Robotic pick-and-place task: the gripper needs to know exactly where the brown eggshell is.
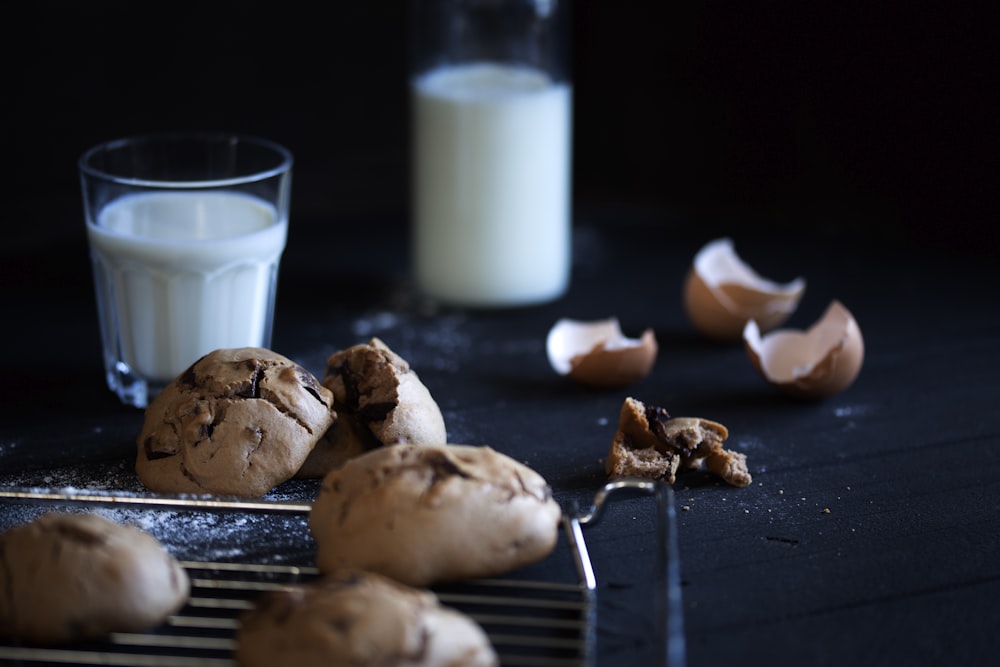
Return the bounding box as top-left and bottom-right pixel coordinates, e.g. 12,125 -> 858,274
683,238 -> 806,341
546,318 -> 658,389
743,300 -> 864,400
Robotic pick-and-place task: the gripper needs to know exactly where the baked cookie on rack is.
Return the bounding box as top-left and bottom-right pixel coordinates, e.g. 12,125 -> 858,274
308,443 -> 562,587
136,347 -> 336,497
296,337 -> 446,478
0,511 -> 189,643
236,569 -> 497,667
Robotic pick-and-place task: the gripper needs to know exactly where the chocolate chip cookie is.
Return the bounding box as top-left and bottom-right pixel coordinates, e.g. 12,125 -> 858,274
136,347 -> 336,497
296,338 -> 446,478
236,569 -> 497,667
0,512 -> 189,643
308,443 -> 562,587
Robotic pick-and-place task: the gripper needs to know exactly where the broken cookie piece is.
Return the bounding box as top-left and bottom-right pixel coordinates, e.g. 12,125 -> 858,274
297,337 -> 447,478
136,347 -> 336,497
605,396 -> 752,487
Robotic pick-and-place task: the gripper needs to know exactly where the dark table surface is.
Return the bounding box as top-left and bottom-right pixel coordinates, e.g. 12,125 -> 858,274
2,210 -> 998,667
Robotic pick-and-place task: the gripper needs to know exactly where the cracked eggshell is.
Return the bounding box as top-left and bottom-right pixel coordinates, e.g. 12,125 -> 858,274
546,317 -> 657,389
683,237 -> 806,341
743,300 -> 864,400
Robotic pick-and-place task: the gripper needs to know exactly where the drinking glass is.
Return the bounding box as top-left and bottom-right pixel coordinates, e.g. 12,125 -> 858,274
79,133 -> 293,408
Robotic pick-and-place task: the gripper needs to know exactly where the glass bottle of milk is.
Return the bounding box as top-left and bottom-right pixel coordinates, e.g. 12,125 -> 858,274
410,0 -> 572,307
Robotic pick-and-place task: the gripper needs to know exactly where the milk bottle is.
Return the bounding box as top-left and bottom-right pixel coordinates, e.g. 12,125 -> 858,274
413,63 -> 571,306
410,0 -> 572,307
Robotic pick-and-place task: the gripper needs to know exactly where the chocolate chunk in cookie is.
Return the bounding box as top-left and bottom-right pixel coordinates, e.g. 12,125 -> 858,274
136,347 -> 336,497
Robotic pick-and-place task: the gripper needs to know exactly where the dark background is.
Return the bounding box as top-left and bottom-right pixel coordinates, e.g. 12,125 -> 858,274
6,1 -> 997,256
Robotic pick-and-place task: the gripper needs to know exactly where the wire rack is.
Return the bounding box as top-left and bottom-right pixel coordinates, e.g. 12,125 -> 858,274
0,479 -> 684,667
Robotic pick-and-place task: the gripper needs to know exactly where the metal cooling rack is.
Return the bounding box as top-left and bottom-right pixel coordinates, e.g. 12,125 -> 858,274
0,479 -> 684,667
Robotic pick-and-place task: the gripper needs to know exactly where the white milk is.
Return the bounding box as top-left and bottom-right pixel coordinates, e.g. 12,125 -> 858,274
412,62 -> 572,307
87,191 -> 287,383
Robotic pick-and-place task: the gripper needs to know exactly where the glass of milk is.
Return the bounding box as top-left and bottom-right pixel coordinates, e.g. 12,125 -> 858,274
79,134 -> 292,408
410,0 -> 572,307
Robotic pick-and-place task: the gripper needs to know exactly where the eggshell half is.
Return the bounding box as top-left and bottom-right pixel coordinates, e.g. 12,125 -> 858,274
743,300 -> 864,400
683,238 -> 806,341
546,317 -> 658,389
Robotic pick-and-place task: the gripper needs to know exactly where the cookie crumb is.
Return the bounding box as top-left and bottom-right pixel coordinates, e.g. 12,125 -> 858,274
681,505 -> 691,512
821,508 -> 831,514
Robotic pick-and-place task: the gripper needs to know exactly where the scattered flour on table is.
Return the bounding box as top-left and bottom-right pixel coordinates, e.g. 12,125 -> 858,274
0,460 -> 318,565
351,310 -> 474,373
350,308 -> 544,373
0,458 -> 141,492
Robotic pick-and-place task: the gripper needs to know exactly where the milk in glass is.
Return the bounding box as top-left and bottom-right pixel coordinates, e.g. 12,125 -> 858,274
412,62 -> 572,307
87,191 -> 287,385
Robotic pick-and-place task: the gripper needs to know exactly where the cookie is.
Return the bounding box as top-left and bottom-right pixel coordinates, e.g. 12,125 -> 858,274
296,337 -> 446,478
606,396 -> 752,487
0,512 -> 190,643
235,569 -> 498,667
136,347 -> 336,497
308,443 -> 562,587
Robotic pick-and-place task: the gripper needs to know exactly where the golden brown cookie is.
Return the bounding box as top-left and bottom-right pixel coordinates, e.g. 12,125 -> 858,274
296,337 -> 446,478
136,347 -> 336,497
0,512 -> 190,643
235,569 -> 498,667
308,443 -> 562,587
606,396 -> 752,487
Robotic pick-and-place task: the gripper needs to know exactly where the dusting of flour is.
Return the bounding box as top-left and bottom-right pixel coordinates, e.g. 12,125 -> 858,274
0,460 -> 318,565
352,309 -> 474,373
